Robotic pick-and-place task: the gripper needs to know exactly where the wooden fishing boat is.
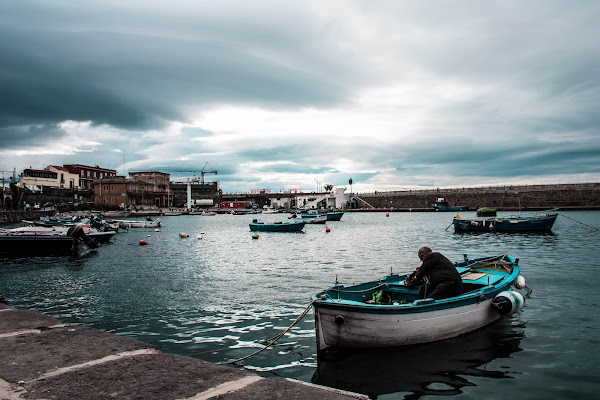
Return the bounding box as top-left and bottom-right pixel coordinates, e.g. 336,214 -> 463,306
249,219 -> 306,232
453,213 -> 557,233
312,254 -> 526,353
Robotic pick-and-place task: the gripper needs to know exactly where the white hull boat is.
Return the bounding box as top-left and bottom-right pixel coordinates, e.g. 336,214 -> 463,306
115,219 -> 162,228
312,254 -> 526,353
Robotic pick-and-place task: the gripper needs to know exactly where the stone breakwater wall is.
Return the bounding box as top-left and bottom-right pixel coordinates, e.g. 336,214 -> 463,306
354,183 -> 600,210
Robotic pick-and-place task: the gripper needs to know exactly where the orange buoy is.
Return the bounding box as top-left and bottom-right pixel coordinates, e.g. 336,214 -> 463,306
325,226 -> 330,233
139,240 -> 148,246
252,233 -> 259,239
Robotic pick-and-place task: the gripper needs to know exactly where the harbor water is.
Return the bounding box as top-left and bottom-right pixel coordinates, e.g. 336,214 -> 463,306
1,211 -> 600,399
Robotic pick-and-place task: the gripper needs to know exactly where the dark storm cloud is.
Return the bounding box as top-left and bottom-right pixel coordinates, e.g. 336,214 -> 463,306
0,2 -> 367,135
0,124 -> 66,148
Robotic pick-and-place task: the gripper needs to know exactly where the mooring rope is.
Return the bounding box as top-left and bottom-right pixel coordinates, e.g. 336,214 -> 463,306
222,300 -> 316,365
557,212 -> 600,231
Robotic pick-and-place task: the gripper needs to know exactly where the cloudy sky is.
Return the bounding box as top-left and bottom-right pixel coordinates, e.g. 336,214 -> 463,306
1,1 -> 599,193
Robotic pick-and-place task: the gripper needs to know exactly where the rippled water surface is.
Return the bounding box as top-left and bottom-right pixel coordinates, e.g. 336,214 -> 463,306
2,211 -> 600,399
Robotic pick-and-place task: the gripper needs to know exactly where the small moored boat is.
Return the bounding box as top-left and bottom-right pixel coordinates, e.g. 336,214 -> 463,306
312,254 -> 526,353
306,215 -> 328,224
114,218 -> 162,228
8,225 -> 115,243
325,211 -> 344,221
431,198 -> 469,212
0,225 -> 99,258
453,213 -> 557,233
249,219 -> 306,232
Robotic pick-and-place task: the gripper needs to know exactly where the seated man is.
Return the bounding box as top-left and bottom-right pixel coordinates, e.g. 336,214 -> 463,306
405,246 -> 463,300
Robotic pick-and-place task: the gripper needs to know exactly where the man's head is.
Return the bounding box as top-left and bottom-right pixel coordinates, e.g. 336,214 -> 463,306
418,246 -> 432,261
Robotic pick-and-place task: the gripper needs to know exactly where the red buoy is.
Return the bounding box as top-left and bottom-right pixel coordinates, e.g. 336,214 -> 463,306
139,240 -> 148,246
325,226 -> 331,233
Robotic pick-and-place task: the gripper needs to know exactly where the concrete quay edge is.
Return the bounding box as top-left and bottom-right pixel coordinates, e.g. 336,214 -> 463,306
0,303 -> 367,400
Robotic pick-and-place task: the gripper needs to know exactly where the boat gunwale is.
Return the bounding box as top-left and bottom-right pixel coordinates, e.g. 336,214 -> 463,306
312,255 -> 518,314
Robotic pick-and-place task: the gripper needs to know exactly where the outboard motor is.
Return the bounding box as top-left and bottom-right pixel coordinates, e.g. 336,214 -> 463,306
67,225 -> 99,249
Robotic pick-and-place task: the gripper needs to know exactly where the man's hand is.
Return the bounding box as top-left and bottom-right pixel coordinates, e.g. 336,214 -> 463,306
405,272 -> 417,287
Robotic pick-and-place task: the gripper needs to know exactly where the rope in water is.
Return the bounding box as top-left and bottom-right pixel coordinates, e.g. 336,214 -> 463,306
222,299 -> 316,365
557,212 -> 600,231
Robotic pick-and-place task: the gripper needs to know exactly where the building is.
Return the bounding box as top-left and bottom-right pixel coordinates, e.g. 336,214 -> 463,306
94,176 -> 129,208
170,181 -> 219,207
20,166 -> 79,191
128,172 -> 171,208
269,188 -> 348,210
251,189 -> 271,194
94,171 -> 172,209
63,164 -> 117,190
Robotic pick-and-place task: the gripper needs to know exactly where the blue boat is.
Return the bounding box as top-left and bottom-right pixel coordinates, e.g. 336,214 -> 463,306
312,254 -> 526,353
249,219 -> 306,232
431,198 -> 469,211
453,213 -> 558,233
325,211 -> 344,221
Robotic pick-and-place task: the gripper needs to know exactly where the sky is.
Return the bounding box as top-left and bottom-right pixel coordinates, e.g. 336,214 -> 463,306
1,1 -> 599,193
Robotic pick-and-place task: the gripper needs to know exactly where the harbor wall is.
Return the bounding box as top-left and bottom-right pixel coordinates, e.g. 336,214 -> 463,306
352,183 -> 600,210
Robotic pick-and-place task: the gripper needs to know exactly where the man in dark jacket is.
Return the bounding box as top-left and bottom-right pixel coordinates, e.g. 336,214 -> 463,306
405,246 -> 463,300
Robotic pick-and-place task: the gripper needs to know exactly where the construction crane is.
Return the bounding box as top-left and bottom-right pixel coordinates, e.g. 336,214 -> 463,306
168,163 -> 217,210
200,162 -> 217,195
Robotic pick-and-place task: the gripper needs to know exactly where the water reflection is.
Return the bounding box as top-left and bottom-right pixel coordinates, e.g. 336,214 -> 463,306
312,319 -> 524,399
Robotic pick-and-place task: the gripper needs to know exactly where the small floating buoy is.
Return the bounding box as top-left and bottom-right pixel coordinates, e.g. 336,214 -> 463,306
139,240 -> 148,246
147,234 -> 151,237
514,275 -> 526,290
386,211 -> 390,217
492,291 -> 525,315
325,226 -> 330,233
179,232 -> 189,238
252,233 -> 259,239
154,229 -> 160,232
455,213 -> 461,219
197,235 -> 203,240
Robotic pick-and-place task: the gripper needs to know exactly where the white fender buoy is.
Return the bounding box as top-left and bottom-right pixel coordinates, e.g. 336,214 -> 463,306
197,235 -> 203,240
154,229 -> 160,232
492,291 -> 525,315
179,232 -> 189,238
514,275 -> 526,290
